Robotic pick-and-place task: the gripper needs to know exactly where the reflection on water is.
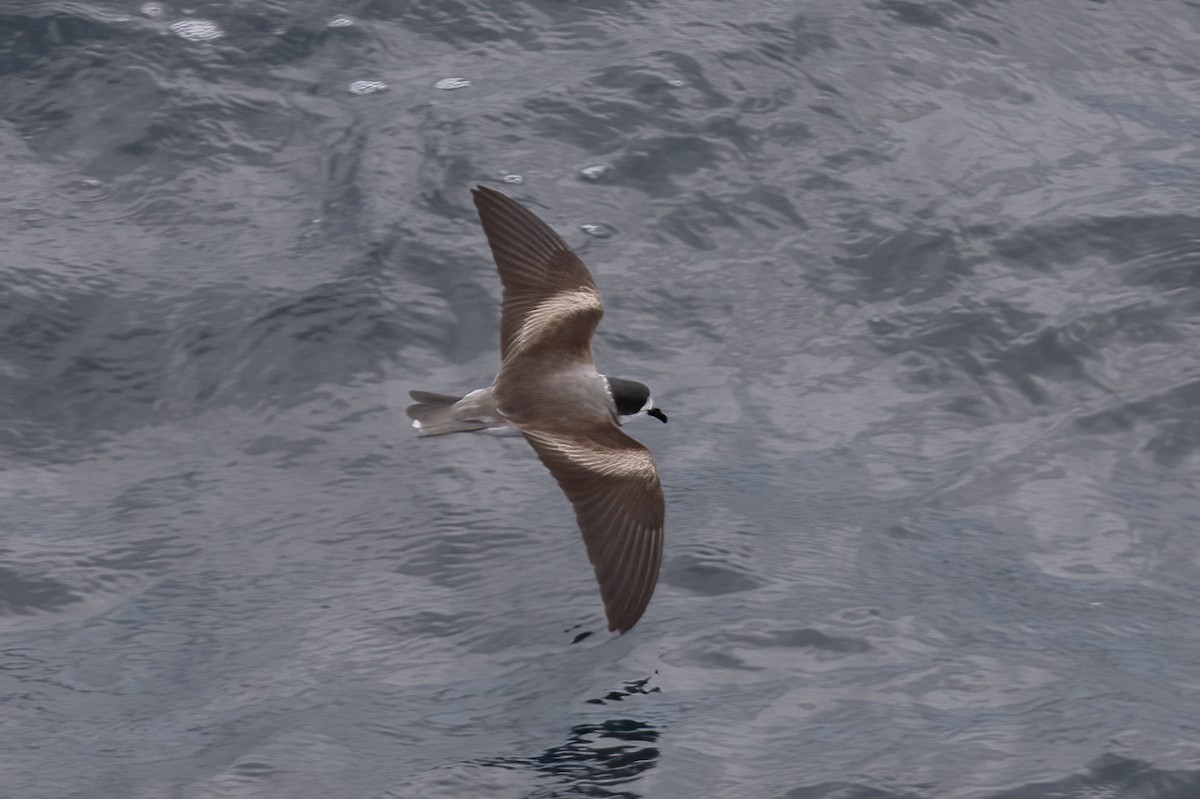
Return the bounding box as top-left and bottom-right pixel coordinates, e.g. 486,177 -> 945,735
488,719 -> 660,799
585,675 -> 662,706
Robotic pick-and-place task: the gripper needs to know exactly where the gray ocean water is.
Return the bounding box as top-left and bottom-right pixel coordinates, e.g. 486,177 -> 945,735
3,1 -> 1200,797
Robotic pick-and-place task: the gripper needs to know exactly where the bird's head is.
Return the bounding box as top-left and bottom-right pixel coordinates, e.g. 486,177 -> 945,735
607,377 -> 668,423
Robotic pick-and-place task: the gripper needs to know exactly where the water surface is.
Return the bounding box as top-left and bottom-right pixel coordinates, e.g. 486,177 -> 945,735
3,1 -> 1200,797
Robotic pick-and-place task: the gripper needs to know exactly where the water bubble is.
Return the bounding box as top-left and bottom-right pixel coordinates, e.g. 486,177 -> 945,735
169,18 -> 223,41
434,77 -> 471,90
502,174 -> 524,185
667,79 -> 686,87
580,164 -> 611,181
867,316 -> 897,334
140,2 -> 165,17
64,177 -> 112,203
580,223 -> 616,239
327,15 -> 355,27
348,80 -> 388,95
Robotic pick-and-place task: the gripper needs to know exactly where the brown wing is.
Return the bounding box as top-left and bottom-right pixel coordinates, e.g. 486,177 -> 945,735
520,422 -> 665,633
471,186 -> 604,365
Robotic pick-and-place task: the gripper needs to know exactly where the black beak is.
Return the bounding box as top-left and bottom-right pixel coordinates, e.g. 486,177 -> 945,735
647,408 -> 668,423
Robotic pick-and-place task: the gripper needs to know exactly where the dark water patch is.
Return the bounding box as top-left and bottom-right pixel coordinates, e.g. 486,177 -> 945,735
388,236 -> 501,365
740,185 -> 806,229
611,135 -> 724,196
359,0 -> 657,48
654,191 -> 755,249
664,554 -> 761,596
109,472 -> 210,514
867,294 -> 1184,421
485,718 -> 660,798
593,65 -> 690,109
585,675 -> 661,705
227,242 -> 457,403
0,9 -> 136,75
739,87 -> 798,115
190,11 -> 368,68
1074,378 -> 1200,467
525,94 -> 656,154
0,258 -> 421,457
725,15 -> 839,70
654,51 -> 739,109
250,277 -> 398,349
241,435 -> 326,464
958,26 -> 1001,46
869,300 -> 1037,412
524,53 -> 735,158
0,4 -> 362,75
305,403 -> 390,433
0,274 -> 170,458
782,783 -> 924,799
671,626 -> 873,673
985,754 -> 1200,799
0,276 -> 348,458
869,300 -> 1036,357
79,535 -> 186,573
0,8 -> 322,192
0,567 -> 83,615
390,520 -> 532,589
877,0 -> 957,29
314,125 -> 372,236
977,324 -> 1099,405
814,223 -> 971,303
729,626 -> 871,655
990,215 -> 1200,286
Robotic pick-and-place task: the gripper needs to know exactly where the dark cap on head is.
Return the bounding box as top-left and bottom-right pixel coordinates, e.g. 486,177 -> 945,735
607,377 -> 668,422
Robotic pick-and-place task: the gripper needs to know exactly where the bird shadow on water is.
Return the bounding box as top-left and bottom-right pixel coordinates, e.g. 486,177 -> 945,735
482,717 -> 660,799
465,671 -> 664,797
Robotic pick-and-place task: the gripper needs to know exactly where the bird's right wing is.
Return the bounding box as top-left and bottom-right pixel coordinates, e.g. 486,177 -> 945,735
518,420 -> 665,633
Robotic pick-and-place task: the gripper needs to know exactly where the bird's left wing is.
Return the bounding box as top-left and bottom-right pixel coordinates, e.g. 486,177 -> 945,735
471,186 -> 604,366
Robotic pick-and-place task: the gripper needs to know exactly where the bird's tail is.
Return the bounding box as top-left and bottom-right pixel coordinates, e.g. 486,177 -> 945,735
405,390 -> 496,437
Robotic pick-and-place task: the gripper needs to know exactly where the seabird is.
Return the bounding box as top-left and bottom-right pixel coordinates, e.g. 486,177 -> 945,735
406,186 -> 668,633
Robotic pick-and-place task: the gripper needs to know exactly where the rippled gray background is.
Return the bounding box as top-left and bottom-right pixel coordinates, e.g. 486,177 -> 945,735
3,1 -> 1200,797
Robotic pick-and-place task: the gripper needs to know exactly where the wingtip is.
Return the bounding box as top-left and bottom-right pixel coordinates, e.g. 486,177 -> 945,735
471,184 -> 502,211
605,607 -> 645,634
